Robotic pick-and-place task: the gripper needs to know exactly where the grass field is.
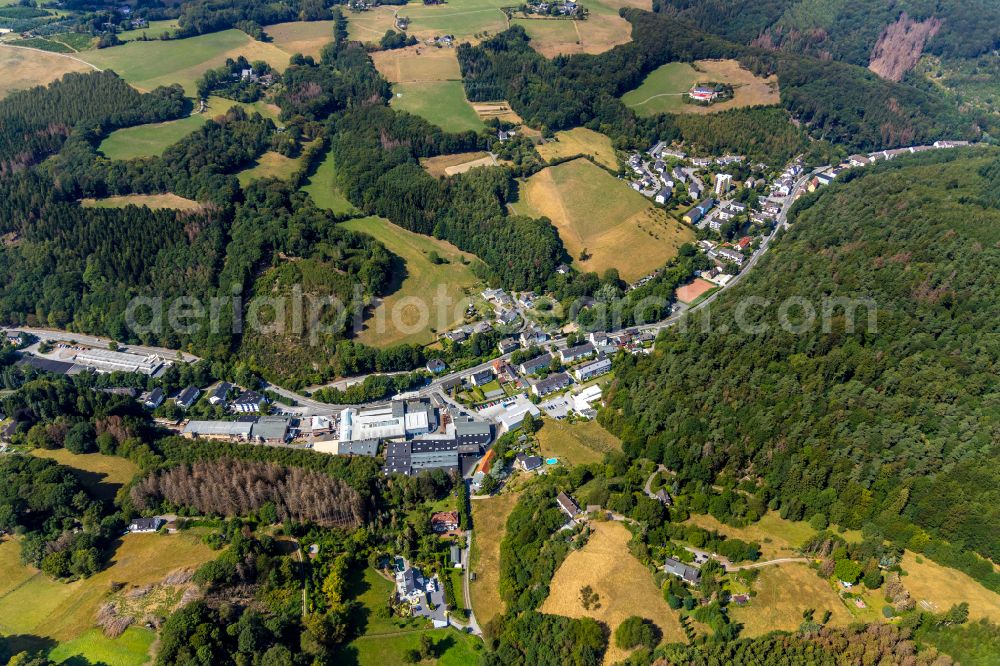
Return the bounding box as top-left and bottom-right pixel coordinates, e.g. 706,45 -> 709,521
48,628 -> 156,666
98,96 -> 279,160
901,551 -> 1000,622
622,59 -> 780,116
421,151 -> 495,177
536,127 -> 618,170
30,448 -> 139,503
469,491 -> 522,627
512,0 -> 648,58
540,521 -> 685,664
237,150 -> 302,185
264,20 -> 336,59
536,418 -> 621,467
510,158 -> 694,281
685,511 -> 864,560
0,531 -> 214,664
391,0 -> 510,42
392,80 -> 485,133
302,149 -> 359,215
345,7 -> 399,45
0,45 -> 93,99
80,30 -> 292,95
116,20 -> 180,43
373,44 -> 462,83
80,193 -> 203,211
340,216 -> 481,347
728,563 -> 854,637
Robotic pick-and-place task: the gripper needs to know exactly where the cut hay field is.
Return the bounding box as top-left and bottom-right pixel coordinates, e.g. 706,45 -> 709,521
80,29 -> 292,95
513,0 -> 649,58
302,149 -> 359,216
469,490 -> 522,627
901,551 -> 1000,622
30,448 -> 139,503
471,100 -> 522,124
392,80 -> 485,133
421,151 -> 496,177
0,531 -> 214,665
264,20 -> 336,59
510,158 -> 694,281
536,418 -> 621,467
540,521 -> 685,664
622,59 -> 780,116
536,127 -> 618,170
80,193 -> 203,211
394,0 -> 510,41
345,7 -> 399,45
728,563 -> 854,637
340,216 -> 481,347
99,96 -> 280,160
685,511 -> 862,561
0,45 -> 94,99
372,44 -> 461,83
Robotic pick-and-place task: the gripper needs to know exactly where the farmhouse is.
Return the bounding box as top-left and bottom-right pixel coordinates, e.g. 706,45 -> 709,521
689,85 -> 719,102
663,556 -> 701,584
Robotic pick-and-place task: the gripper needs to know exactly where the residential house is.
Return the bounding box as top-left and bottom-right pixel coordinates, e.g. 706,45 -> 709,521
208,382 -> 232,405
498,338 -> 519,354
174,385 -> 200,410
715,173 -> 732,195
519,328 -> 548,347
531,372 -> 572,397
140,387 -> 164,409
672,166 -> 687,183
431,511 -> 460,533
470,368 -> 494,386
515,454 -> 543,472
559,342 -> 595,364
653,488 -> 673,506
232,390 -> 267,413
574,358 -> 611,382
426,358 -> 447,374
848,154 -> 873,168
518,352 -> 554,376
717,247 -> 745,265
688,181 -> 703,200
395,564 -> 426,603
556,264 -> 571,275
556,491 -> 581,518
443,329 -> 468,344
663,557 -> 701,584
128,517 -> 164,533
655,187 -> 672,204
496,308 -> 518,325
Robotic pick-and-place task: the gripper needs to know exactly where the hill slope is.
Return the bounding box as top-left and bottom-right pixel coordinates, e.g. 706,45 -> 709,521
602,148 -> 1000,565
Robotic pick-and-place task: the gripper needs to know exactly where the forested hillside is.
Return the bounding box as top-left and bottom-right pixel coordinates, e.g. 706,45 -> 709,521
601,149 -> 1000,571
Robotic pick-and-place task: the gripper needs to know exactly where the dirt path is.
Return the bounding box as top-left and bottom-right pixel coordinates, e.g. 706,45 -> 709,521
725,557 -> 810,572
630,92 -> 687,107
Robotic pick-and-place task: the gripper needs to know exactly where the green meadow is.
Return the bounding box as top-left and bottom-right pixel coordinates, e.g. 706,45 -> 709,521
620,61 -> 700,115
391,81 -> 485,133
303,149 -> 359,216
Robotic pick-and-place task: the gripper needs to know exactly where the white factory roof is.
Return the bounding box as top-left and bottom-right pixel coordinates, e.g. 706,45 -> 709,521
184,420 -> 253,437
74,348 -> 163,375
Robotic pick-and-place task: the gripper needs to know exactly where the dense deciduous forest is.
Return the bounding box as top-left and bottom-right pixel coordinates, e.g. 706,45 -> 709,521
601,149 -> 1000,574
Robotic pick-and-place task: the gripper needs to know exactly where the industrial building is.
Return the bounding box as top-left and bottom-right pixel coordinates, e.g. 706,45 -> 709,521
74,348 -> 164,375
339,400 -> 436,443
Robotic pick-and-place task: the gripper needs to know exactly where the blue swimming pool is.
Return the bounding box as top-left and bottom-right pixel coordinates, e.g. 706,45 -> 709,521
545,458 -> 559,465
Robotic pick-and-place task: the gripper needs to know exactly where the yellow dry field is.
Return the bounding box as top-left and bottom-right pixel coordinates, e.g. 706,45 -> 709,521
729,563 -> 854,637
79,193 -> 203,211
683,59 -> 779,114
372,44 -> 462,83
540,521 -> 686,664
0,532 -> 214,642
513,158 -> 694,281
536,127 -> 618,170
471,101 -> 522,123
901,551 -> 1000,622
536,418 -> 622,467
264,20 -> 337,58
346,7 -> 400,45
421,151 -> 492,177
685,511 -> 862,560
515,0 -> 650,58
0,45 -> 93,99
30,448 -> 139,503
469,491 -> 522,627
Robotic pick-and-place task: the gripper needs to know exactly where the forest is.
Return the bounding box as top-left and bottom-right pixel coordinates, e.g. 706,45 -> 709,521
600,149 -> 1000,575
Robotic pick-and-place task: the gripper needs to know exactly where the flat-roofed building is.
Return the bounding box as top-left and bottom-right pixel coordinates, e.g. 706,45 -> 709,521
74,348 -> 163,375
184,420 -> 254,440
340,400 -> 435,443
314,439 -> 379,456
250,416 -> 291,444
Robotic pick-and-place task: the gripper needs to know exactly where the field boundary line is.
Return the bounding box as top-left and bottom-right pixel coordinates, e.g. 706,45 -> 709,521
0,43 -> 102,71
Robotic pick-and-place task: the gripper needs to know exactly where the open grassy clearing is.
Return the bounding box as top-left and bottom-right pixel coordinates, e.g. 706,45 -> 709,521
536,127 -> 618,170
345,7 -> 399,45
469,490 -> 521,627
79,193 -> 203,211
98,96 -> 279,160
540,520 -> 685,665
622,59 -> 780,116
48,628 -> 156,666
302,149 -> 359,215
30,448 -> 139,503
79,29 -> 292,95
421,151 -> 496,177
510,158 -> 693,281
684,511 -> 862,561
264,20 -> 336,59
237,150 -> 303,185
394,0 -> 510,42
392,80 -> 485,133
514,0 -> 648,58
340,216 -> 481,347
0,45 -> 93,99
0,531 -> 214,663
901,551 -> 1000,622
372,44 -> 462,83
728,563 -> 854,637
536,418 -> 621,467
